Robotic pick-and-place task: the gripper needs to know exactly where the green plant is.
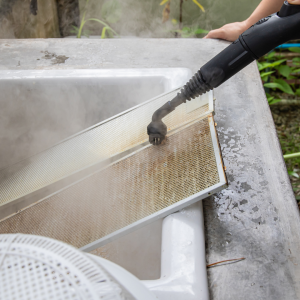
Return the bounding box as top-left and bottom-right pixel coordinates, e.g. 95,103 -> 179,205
272,104 -> 300,203
259,48 -> 300,192
284,152 -> 300,159
288,170 -> 299,179
265,93 -> 281,105
71,0 -> 120,38
170,24 -> 208,38
258,49 -> 300,103
160,0 -> 206,37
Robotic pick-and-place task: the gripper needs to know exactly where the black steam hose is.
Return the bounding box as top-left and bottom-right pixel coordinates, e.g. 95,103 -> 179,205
147,0 -> 300,145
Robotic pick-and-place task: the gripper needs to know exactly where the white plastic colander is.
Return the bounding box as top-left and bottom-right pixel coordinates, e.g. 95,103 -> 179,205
0,234 -> 156,300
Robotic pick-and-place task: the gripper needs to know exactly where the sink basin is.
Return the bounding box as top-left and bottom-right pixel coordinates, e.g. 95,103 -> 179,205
0,67 -> 210,299
0,68 -> 191,169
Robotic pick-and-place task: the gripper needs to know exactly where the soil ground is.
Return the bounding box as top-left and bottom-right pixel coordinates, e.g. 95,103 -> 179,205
270,105 -> 300,209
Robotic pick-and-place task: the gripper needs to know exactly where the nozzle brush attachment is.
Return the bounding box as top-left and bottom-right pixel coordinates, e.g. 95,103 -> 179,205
148,71 -> 212,145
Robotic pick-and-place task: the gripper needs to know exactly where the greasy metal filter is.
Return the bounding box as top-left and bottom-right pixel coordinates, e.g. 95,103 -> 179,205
0,117 -> 221,249
0,87 -> 226,250
0,90 -> 210,208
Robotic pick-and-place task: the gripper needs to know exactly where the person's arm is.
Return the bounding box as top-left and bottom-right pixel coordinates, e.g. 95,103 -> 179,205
204,0 -> 299,42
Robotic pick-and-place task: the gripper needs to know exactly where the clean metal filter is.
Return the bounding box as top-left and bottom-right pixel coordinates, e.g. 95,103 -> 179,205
0,88 -> 227,251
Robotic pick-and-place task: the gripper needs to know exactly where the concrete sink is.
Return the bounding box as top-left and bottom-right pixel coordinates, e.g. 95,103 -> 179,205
0,67 -> 209,300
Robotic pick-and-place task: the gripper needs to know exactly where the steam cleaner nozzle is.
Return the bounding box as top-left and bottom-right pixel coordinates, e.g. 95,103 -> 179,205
147,73 -> 212,145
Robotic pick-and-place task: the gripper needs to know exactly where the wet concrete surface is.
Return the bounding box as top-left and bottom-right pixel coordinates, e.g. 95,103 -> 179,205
204,72 -> 300,298
0,38 -> 299,299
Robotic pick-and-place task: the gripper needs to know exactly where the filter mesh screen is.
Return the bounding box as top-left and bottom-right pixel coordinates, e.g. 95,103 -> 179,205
0,89 -> 209,207
0,117 -> 219,248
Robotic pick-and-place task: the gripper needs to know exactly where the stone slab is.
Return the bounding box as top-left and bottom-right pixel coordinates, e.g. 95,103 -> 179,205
0,38 -> 299,299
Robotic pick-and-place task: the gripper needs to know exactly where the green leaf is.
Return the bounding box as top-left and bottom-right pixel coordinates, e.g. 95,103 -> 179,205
257,62 -> 263,70
264,51 -> 275,60
194,28 -> 209,34
278,65 -> 292,78
265,92 -> 272,99
274,78 -> 294,94
288,47 -> 300,53
265,93 -> 281,105
77,10 -> 87,38
261,76 -> 268,82
160,0 -> 169,5
101,0 -> 122,23
70,25 -> 79,34
264,82 -> 283,90
292,68 -> 300,73
87,18 -> 118,36
286,75 -> 297,80
268,59 -> 287,68
292,57 -> 300,64
71,25 -> 79,32
192,0 -> 205,12
182,26 -> 191,33
296,88 -> 300,96
288,170 -> 299,178
260,71 -> 275,78
101,27 -> 107,39
176,26 -> 208,38
258,62 -> 270,71
178,27 -> 191,37
264,81 -> 294,95
258,59 -> 286,71
181,32 -> 192,38
269,98 -> 282,105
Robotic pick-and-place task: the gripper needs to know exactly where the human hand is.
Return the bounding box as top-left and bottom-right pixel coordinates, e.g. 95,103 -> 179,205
287,0 -> 300,4
203,21 -> 250,42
